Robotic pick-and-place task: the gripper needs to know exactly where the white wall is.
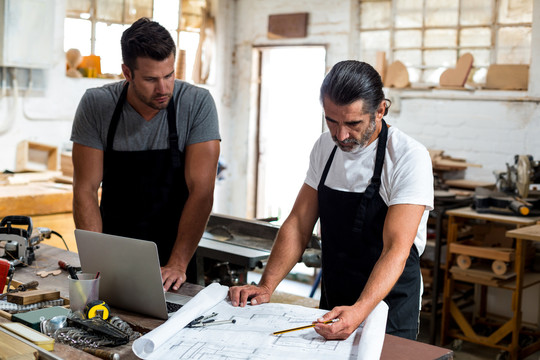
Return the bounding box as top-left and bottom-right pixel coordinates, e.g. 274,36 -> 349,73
0,0 -> 113,171
0,0 -> 539,220
214,0 -> 361,217
215,0 -> 540,217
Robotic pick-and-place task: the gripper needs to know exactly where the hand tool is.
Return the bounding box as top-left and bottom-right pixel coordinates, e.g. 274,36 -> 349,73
0,280 -> 39,300
190,319 -> 236,328
58,260 -> 81,280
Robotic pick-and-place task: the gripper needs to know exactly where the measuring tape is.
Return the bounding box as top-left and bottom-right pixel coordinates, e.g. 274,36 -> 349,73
85,300 -> 111,320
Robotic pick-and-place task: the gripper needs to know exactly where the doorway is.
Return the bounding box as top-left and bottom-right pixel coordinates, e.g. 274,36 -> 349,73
254,46 -> 326,224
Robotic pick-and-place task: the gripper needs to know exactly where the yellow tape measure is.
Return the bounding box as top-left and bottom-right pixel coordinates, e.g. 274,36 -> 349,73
85,300 -> 111,320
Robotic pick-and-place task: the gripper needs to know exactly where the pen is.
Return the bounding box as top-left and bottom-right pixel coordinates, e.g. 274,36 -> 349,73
272,318 -> 340,335
190,319 -> 236,327
186,315 -> 204,327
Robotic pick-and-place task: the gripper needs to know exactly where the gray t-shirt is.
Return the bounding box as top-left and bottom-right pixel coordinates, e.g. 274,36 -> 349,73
71,80 -> 220,151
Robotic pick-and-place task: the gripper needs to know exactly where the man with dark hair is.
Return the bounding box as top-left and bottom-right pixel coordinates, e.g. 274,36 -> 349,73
71,17 -> 220,292
229,60 -> 433,340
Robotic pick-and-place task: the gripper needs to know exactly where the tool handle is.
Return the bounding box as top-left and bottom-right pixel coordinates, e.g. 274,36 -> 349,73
58,260 -> 81,272
80,347 -> 119,360
17,280 -> 39,291
0,216 -> 33,237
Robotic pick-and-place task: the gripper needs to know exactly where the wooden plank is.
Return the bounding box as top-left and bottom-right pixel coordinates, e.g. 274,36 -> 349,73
448,242 -> 514,262
485,64 -> 529,90
0,182 -> 72,218
7,290 -> 60,305
444,179 -> 495,190
446,207 -> 540,226
0,329 -> 38,359
506,224 -> 540,242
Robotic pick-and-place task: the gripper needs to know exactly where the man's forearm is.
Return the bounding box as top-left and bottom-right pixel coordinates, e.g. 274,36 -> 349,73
73,190 -> 102,232
259,218 -> 311,293
166,191 -> 213,271
353,246 -> 410,321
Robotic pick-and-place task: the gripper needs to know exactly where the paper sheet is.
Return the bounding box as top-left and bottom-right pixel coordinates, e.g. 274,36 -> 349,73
132,282 -> 229,359
136,296 -> 389,360
357,300 -> 389,360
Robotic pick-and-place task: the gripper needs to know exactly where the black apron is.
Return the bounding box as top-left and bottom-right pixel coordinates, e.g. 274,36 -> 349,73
318,120 -> 420,338
100,83 -> 189,267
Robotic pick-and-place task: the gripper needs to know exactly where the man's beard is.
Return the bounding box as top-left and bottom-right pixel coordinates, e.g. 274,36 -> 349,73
132,83 -> 171,111
333,115 -> 377,152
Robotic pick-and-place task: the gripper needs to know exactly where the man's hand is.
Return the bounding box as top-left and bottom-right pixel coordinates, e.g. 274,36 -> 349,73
314,305 -> 365,340
161,265 -> 187,291
228,284 -> 272,307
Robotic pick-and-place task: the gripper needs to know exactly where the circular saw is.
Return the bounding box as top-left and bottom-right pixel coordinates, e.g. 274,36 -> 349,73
516,155 -> 531,198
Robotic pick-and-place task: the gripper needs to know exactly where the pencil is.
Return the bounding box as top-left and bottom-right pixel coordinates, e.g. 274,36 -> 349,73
272,318 -> 340,335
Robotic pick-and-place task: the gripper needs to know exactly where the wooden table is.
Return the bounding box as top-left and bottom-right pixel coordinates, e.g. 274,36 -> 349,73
2,244 -> 453,360
440,207 -> 540,360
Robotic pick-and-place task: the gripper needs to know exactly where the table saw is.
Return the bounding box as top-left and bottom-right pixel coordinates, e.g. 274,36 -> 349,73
195,213 -> 321,286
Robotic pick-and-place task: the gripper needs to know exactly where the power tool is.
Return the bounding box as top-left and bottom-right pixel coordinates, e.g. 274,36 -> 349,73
0,216 -> 51,267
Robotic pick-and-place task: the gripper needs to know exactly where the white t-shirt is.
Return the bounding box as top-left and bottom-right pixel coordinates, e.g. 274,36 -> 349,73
305,125 -> 434,255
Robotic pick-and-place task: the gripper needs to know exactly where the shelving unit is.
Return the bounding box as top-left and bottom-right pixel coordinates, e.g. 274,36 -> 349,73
440,207 -> 540,360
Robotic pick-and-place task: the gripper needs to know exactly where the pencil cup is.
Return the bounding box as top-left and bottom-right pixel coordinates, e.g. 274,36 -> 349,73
68,273 -> 100,313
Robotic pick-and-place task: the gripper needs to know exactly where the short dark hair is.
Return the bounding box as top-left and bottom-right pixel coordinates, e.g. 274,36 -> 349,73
121,17 -> 176,72
320,60 -> 389,115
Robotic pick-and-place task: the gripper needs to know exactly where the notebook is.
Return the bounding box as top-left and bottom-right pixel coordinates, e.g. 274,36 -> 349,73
74,229 -> 191,320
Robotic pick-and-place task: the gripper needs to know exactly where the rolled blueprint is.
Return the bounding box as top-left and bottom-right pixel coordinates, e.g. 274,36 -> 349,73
132,282 -> 229,359
357,300 -> 389,360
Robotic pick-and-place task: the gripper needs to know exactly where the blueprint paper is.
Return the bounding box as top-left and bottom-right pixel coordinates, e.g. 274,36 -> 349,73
143,299 -> 388,360
132,282 -> 229,358
357,301 -> 389,360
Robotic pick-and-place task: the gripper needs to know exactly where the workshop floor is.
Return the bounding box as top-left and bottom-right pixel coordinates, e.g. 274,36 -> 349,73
248,269 -> 540,360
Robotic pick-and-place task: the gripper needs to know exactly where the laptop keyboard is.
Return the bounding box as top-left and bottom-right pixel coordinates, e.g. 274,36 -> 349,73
166,301 -> 183,313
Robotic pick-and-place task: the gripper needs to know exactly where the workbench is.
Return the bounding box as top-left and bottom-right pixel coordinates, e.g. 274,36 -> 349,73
440,207 -> 540,359
0,182 -> 76,251
2,244 -> 453,360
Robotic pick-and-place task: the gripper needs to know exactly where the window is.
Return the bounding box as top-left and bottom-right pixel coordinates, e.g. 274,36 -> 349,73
359,0 -> 532,86
64,0 -> 206,81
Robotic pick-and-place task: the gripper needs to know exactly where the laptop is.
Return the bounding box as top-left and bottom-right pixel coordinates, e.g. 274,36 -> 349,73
74,229 -> 191,320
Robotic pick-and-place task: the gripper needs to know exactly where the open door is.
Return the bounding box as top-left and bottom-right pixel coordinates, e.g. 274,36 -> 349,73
255,46 -> 326,224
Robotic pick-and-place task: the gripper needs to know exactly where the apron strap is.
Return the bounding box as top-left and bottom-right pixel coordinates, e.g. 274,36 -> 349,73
318,145 -> 338,190
353,119 -> 388,233
105,82 -> 182,169
106,83 -> 129,152
166,98 -> 182,169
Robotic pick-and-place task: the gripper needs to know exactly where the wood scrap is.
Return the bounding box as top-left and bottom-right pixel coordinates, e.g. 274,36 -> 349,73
444,179 -> 495,190
439,53 -> 473,88
385,60 -> 409,88
36,270 -> 62,278
429,149 -> 482,171
16,140 -> 58,172
375,51 -> 387,83
7,289 -> 60,305
485,64 -> 529,90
